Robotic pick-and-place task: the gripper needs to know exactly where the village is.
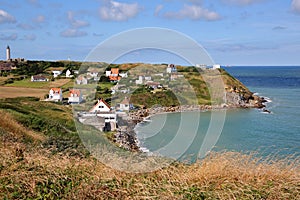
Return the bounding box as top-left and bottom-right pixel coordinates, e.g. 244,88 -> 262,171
0,45 -> 226,136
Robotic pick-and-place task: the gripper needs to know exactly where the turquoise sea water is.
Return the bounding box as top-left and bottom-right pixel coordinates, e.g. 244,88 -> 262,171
135,66 -> 300,161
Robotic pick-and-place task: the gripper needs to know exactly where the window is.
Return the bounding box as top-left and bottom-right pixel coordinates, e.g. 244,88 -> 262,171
99,106 -> 104,108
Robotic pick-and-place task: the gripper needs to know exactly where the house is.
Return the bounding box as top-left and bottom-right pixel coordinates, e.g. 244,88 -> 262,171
89,99 -> 116,123
109,68 -> 121,82
49,88 -> 62,101
119,97 -> 132,111
76,76 -> 88,85
52,70 -> 62,78
31,75 -> 48,82
146,81 -> 161,89
119,72 -> 128,78
135,75 -> 144,85
166,64 -> 177,73
90,99 -> 111,113
87,68 -> 99,78
68,89 -> 83,104
66,69 -> 73,78
213,64 -> 221,69
144,76 -> 152,81
0,62 -> 14,72
105,70 -> 111,77
110,68 -> 119,77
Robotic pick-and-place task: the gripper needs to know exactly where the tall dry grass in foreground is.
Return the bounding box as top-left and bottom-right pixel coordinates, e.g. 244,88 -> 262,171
1,139 -> 299,199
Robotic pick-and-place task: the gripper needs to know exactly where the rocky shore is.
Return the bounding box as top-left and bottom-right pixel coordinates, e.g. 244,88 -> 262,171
113,92 -> 267,152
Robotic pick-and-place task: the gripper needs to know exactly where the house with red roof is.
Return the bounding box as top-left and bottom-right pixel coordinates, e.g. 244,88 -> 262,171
49,88 -> 62,101
109,68 -> 121,82
90,99 -> 111,113
68,89 -> 83,104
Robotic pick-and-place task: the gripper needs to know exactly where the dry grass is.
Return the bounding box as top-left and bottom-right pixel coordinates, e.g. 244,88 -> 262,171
1,139 -> 299,199
0,86 -> 48,99
0,99 -> 299,199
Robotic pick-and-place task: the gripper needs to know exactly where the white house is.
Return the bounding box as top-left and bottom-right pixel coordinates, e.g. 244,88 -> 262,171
90,99 -> 111,113
105,70 -> 111,77
135,75 -> 144,85
213,64 -> 221,69
166,64 -> 177,73
89,99 -> 116,123
119,97 -> 132,111
49,88 -> 62,101
119,72 -> 128,78
76,76 -> 88,85
52,70 -> 62,78
68,89 -> 83,104
66,69 -> 73,78
144,76 -> 152,81
31,75 -> 48,82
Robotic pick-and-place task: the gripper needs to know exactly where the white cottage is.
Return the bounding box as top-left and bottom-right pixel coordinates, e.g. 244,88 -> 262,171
90,99 -> 111,113
68,89 -> 83,104
52,70 -> 62,78
119,97 -> 132,111
49,88 -> 62,101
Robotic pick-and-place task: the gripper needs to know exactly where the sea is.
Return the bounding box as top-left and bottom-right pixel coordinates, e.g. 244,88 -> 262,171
135,66 -> 300,162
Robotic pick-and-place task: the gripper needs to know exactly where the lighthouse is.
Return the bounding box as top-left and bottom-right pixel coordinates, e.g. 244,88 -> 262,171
6,45 -> 11,61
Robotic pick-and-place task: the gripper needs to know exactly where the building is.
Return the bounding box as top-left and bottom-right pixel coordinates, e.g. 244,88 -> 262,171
166,64 -> 177,73
135,75 -> 144,85
66,69 -> 73,78
49,88 -> 62,101
90,99 -> 111,113
6,45 -> 10,61
89,99 -> 116,123
31,75 -> 48,82
68,89 -> 83,104
76,75 -> 88,85
119,97 -> 132,111
52,70 -> 62,78
213,64 -> 221,69
146,81 -> 161,89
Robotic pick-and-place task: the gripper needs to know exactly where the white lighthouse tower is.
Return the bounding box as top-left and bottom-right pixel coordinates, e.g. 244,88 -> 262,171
6,45 -> 11,61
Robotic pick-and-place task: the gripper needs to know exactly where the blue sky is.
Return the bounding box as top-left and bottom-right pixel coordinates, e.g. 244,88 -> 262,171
0,0 -> 300,65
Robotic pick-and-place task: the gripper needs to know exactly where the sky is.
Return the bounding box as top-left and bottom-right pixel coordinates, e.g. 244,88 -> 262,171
0,0 -> 300,66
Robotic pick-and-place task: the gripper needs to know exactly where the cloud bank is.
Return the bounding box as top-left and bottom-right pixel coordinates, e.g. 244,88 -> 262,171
164,4 -> 221,21
99,0 -> 140,21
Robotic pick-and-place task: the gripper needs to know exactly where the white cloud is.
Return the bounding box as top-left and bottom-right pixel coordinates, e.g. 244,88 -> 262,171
99,1 -> 140,21
164,4 -> 221,21
23,34 -> 37,41
67,11 -> 89,28
221,0 -> 262,5
17,23 -> 34,30
60,29 -> 87,38
34,15 -> 45,23
0,33 -> 18,40
0,9 -> 16,24
292,0 -> 300,14
154,5 -> 164,16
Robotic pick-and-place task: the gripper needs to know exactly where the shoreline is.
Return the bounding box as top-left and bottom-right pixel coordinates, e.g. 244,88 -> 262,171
114,94 -> 268,152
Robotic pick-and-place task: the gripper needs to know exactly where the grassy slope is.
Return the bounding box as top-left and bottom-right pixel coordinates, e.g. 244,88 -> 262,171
0,97 -> 299,199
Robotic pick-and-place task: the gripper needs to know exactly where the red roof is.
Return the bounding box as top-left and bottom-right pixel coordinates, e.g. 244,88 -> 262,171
50,88 -> 61,93
69,89 -> 81,96
90,99 -> 111,112
111,68 -> 119,75
109,76 -> 121,81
